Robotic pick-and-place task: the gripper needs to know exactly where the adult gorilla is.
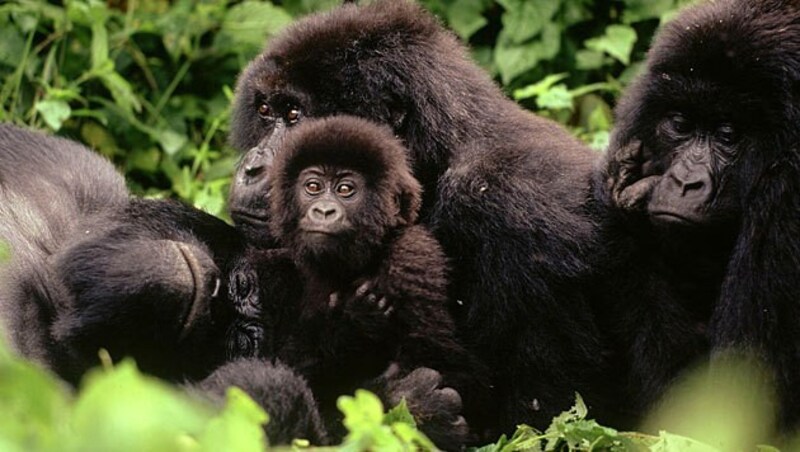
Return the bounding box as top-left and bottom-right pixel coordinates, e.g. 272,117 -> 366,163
0,123 -> 329,444
599,0 -> 800,427
228,0 -> 610,433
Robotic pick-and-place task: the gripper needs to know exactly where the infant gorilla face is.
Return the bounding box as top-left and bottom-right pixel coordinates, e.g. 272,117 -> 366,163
297,165 -> 365,239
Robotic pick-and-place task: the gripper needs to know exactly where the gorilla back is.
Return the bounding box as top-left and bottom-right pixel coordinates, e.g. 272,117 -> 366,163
0,124 -> 240,383
228,0 -> 610,431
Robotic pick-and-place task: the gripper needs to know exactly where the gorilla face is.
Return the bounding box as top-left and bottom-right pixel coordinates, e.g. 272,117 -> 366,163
645,111 -> 742,227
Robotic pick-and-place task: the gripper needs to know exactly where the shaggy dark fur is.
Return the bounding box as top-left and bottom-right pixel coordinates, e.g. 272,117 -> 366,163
230,116 -> 490,448
597,0 -> 800,428
227,0 -> 610,433
0,124 -> 329,444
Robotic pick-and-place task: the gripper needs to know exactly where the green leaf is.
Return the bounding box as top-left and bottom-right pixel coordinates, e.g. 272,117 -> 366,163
513,73 -> 568,101
216,1 -> 293,58
0,345 -> 71,451
446,0 -> 488,41
584,25 -> 638,65
98,69 -> 142,115
157,129 -> 188,155
71,360 -> 210,452
496,0 -> 560,45
651,432 -> 721,452
495,23 -> 560,84
382,399 -> 416,428
198,387 -> 267,451
34,99 -> 71,131
536,85 -> 573,111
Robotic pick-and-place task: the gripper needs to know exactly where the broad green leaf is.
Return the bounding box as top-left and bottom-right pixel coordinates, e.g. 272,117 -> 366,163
0,26 -> 26,68
281,0 -> 341,17
621,0 -> 679,24
536,85 -> 573,111
496,0 -> 560,45
216,1 -> 293,58
34,99 -> 71,131
495,23 -> 560,84
157,129 -> 188,155
585,25 -> 638,65
446,0 -> 488,41
71,360 -> 209,452
98,69 -> 142,115
0,346 -> 71,451
383,399 -> 416,427
199,387 -> 267,452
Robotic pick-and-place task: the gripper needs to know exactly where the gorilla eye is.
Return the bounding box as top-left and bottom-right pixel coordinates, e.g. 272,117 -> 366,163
286,107 -> 302,124
717,124 -> 736,145
304,180 -> 323,195
335,183 -> 356,198
257,102 -> 271,118
670,113 -> 692,135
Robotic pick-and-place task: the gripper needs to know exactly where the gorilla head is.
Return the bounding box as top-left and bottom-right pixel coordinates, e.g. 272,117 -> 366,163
607,0 -> 800,230
269,115 -> 421,277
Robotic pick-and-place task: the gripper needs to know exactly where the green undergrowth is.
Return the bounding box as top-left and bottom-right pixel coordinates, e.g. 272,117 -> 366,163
0,335 -> 789,452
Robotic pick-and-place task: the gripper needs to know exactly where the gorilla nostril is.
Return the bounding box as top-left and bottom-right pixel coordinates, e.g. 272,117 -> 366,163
681,179 -> 704,195
244,163 -> 264,178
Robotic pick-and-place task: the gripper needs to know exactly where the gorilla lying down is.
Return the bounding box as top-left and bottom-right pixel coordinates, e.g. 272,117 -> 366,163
599,0 -> 800,429
0,123 -> 467,447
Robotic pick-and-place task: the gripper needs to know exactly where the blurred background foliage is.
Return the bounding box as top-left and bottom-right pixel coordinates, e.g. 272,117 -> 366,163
0,0 -> 694,217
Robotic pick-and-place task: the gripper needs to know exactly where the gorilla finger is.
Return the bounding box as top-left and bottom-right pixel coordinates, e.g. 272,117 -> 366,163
406,367 -> 443,391
433,387 -> 463,413
354,280 -> 372,298
616,175 -> 661,210
328,292 -> 340,309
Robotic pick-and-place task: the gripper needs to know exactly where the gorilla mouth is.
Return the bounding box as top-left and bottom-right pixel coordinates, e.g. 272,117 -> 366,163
175,242 -> 209,339
230,209 -> 269,225
649,211 -> 701,226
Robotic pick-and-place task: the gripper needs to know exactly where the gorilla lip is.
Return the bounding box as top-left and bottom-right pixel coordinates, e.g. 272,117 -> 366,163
649,210 -> 700,226
230,209 -> 269,225
175,242 -> 208,340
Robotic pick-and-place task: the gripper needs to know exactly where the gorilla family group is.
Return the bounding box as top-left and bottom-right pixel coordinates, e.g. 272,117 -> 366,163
1,0 -> 799,448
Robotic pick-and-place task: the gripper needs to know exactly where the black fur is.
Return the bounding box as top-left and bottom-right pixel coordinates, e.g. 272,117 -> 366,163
597,0 -> 800,428
230,116 -> 489,448
227,0 -> 610,433
0,124 -> 330,443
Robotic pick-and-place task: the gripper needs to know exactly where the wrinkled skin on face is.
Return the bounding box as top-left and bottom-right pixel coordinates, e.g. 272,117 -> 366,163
608,112 -> 742,228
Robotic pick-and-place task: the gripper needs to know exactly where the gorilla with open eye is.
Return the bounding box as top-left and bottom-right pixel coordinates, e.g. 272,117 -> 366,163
228,0 -> 612,432
0,123 -> 330,444
598,0 -> 800,428
228,116 -> 491,448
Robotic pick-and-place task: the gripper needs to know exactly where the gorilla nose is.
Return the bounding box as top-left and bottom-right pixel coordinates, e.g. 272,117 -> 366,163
238,146 -> 272,185
310,201 -> 342,223
666,163 -> 712,198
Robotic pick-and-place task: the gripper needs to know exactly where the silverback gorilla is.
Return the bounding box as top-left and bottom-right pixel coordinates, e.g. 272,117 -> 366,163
598,0 -> 800,428
227,0 -> 610,434
0,124 -> 329,444
228,116 -> 490,447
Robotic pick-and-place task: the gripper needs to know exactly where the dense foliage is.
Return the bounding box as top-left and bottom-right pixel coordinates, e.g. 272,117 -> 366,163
2,1 -> 789,450
0,0 -> 693,215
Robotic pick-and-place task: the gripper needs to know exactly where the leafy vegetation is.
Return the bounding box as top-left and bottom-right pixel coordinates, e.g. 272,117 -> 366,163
0,330 -> 784,451
0,0 -> 694,214
1,1 -> 787,451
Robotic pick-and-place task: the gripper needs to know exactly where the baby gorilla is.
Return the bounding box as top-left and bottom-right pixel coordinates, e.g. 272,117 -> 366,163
229,116 -> 490,448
